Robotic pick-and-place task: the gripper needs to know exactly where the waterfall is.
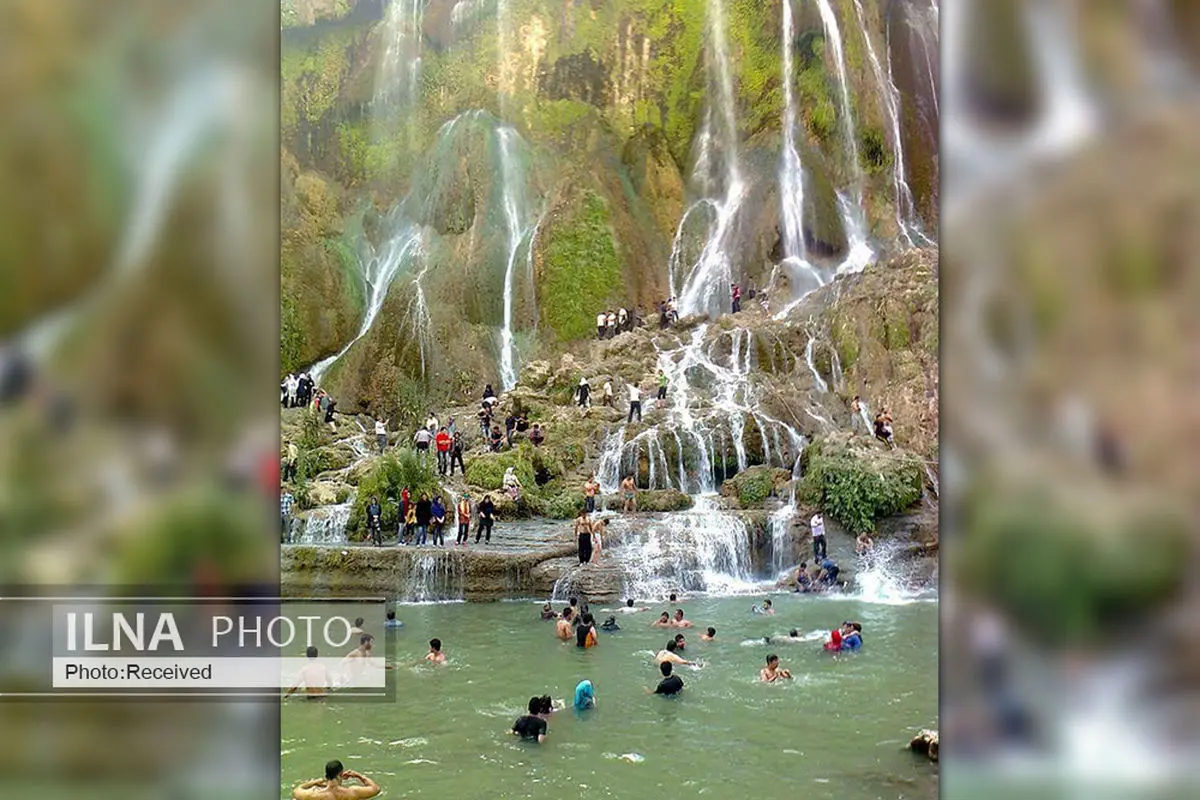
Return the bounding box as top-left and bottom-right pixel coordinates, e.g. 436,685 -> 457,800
851,539 -> 934,604
768,494 -> 798,578
777,0 -> 827,307
496,127 -> 528,390
675,0 -> 746,318
610,498 -> 758,597
804,334 -> 829,393
852,0 -> 932,247
403,552 -> 465,602
375,0 -> 426,111
312,218 -> 423,382
813,0 -> 872,272
407,265 -> 433,378
295,503 -> 353,545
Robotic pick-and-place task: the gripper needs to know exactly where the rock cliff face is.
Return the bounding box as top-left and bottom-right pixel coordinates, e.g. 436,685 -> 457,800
278,0 -> 942,416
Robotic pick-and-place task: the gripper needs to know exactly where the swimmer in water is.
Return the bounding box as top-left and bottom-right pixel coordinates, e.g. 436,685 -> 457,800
760,654 -> 793,682
285,646 -> 331,699
671,609 -> 693,628
424,638 -> 447,663
840,621 -> 864,651
673,633 -> 686,651
648,660 -> 684,696
340,634 -> 374,686
762,599 -> 774,615
574,679 -> 596,710
600,615 -> 621,632
654,639 -> 693,666
537,695 -> 559,716
616,598 -> 650,614
556,607 -> 575,640
650,611 -> 672,628
291,759 -> 380,799
541,602 -> 557,620
700,627 -> 716,641
511,697 -> 549,743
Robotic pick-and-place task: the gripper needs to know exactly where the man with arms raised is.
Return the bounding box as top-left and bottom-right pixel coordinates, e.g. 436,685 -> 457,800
292,760 -> 379,799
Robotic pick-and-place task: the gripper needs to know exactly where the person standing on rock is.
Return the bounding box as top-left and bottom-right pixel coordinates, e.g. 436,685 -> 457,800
414,493 -> 432,546
504,411 -> 518,447
402,500 -> 417,546
605,310 -> 617,338
576,376 -> 591,409
430,493 -> 446,547
374,417 -> 389,454
602,379 -> 614,407
281,489 -> 295,543
476,494 -> 496,544
596,312 -> 607,340
620,475 -> 637,513
283,440 -> 299,483
449,431 -> 466,475
655,371 -> 668,408
455,494 -> 471,546
413,426 -> 433,461
434,426 -> 452,475
617,307 -> 628,332
591,518 -> 606,563
574,509 -> 593,565
322,393 -> 338,433
367,495 -> 383,547
425,411 -> 439,433
731,283 -> 742,314
627,382 -> 642,423
503,467 -> 522,502
874,408 -> 895,448
810,512 -> 827,560
658,300 -> 669,329
584,474 -> 599,513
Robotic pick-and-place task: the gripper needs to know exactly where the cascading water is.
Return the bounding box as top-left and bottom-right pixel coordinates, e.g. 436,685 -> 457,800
675,0 -> 746,318
295,502 -> 353,545
404,553 -> 465,602
777,0 -> 827,306
813,0 -> 873,275
852,0 -> 932,247
496,127 -> 528,390
804,334 -> 829,393
375,0 -> 426,111
851,539 -> 935,604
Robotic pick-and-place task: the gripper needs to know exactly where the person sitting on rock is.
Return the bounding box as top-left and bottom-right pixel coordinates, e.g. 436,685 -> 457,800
489,424 -> 504,452
529,423 -> 545,447
794,562 -> 812,593
874,409 -> 895,448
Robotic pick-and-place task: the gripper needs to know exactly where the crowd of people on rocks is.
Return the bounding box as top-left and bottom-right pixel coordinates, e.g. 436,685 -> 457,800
573,369 -> 669,425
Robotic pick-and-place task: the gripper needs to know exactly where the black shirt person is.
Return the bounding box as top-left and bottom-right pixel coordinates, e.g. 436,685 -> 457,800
512,697 -> 548,743
653,660 -> 684,696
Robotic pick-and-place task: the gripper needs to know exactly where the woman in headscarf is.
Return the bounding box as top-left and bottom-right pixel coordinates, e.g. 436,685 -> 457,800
503,466 -> 522,501
573,679 -> 596,710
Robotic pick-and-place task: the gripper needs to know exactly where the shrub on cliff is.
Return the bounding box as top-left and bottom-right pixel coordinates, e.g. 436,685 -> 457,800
799,435 -> 923,533
721,466 -> 790,508
347,449 -> 443,539
464,445 -> 538,495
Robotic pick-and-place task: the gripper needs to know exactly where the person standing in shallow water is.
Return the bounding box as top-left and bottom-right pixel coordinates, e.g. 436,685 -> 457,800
476,494 -> 496,544
455,494 -> 471,546
584,474 -> 599,513
620,474 -> 637,513
574,509 -> 593,565
649,660 -> 684,696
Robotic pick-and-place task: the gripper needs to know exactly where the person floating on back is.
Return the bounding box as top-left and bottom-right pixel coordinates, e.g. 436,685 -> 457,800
291,759 -> 379,799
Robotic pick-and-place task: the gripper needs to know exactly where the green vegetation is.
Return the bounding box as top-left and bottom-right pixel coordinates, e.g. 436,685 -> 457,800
796,35 -> 837,144
723,466 -> 787,508
799,435 -> 922,532
539,190 -> 623,341
465,446 -> 538,494
958,485 -> 1188,645
348,450 -> 444,538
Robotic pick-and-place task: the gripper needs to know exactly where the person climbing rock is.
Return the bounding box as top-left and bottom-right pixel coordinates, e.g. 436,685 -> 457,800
655,370 -> 668,408
620,475 -> 637,513
413,426 -> 433,460
731,283 -> 742,314
529,423 -> 545,447
476,494 -> 496,544
449,431 -> 466,475
456,494 -> 471,545
576,376 -> 591,410
574,509 -> 593,565
596,312 -> 607,340
602,379 -> 614,407
435,426 -> 452,475
627,382 -> 642,423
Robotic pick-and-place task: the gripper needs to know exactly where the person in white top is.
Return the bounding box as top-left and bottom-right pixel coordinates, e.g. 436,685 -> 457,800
425,412 -> 439,432
617,307 -> 628,331
810,512 -> 827,560
596,313 -> 607,340
605,311 -> 617,338
602,380 -> 614,407
286,373 -> 299,407
374,418 -> 389,454
627,383 -> 643,423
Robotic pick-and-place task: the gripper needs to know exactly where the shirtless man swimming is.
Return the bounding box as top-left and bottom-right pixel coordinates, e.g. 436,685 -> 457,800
425,638 -> 447,663
760,654 -> 793,682
291,760 -> 380,799
650,611 -> 672,628
654,639 -> 692,666
613,598 -> 650,614
340,634 -> 374,687
286,646 -> 331,699
671,609 -> 693,628
556,607 -> 575,640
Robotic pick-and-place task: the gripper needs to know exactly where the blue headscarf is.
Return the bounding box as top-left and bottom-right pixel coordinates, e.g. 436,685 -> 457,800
574,680 -> 595,710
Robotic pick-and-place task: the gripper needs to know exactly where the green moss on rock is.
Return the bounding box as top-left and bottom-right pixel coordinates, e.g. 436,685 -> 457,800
537,189 -> 623,341
799,433 -> 922,532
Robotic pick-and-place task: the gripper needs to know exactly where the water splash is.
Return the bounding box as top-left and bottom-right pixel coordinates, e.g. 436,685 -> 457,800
405,552 -> 465,602
851,540 -> 934,605
295,503 -> 353,545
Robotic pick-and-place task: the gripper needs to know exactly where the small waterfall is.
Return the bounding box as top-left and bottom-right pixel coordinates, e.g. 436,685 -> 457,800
375,0 -> 426,111
675,0 -> 747,318
496,127 -> 529,390
407,265 -> 433,378
851,540 -> 933,605
768,489 -> 798,578
813,0 -> 872,267
612,498 -> 758,598
295,503 -> 353,545
404,552 -> 465,602
596,427 -> 628,494
804,335 -> 829,393
852,0 -> 932,247
311,219 -> 423,382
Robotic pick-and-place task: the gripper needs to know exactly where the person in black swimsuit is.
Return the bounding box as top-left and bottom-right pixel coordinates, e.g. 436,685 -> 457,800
511,697 -> 548,743
651,661 -> 683,696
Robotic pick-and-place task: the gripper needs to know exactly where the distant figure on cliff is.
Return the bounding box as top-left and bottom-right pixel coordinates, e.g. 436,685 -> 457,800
503,467 -> 522,502
874,409 -> 895,448
617,306 -> 628,332
529,423 -> 545,447
667,297 -> 678,323
810,513 -> 827,560
620,475 -> 637,513
627,383 -> 642,423
658,300 -> 670,329
374,417 -> 389,454
424,411 -> 439,433
435,426 -> 452,474
489,424 -> 504,452
576,376 -> 591,409
605,310 -> 617,338
655,371 -> 668,408
602,379 -> 614,407
482,384 -> 495,401
731,283 -> 742,314
596,311 -> 607,340
591,518 -> 606,563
